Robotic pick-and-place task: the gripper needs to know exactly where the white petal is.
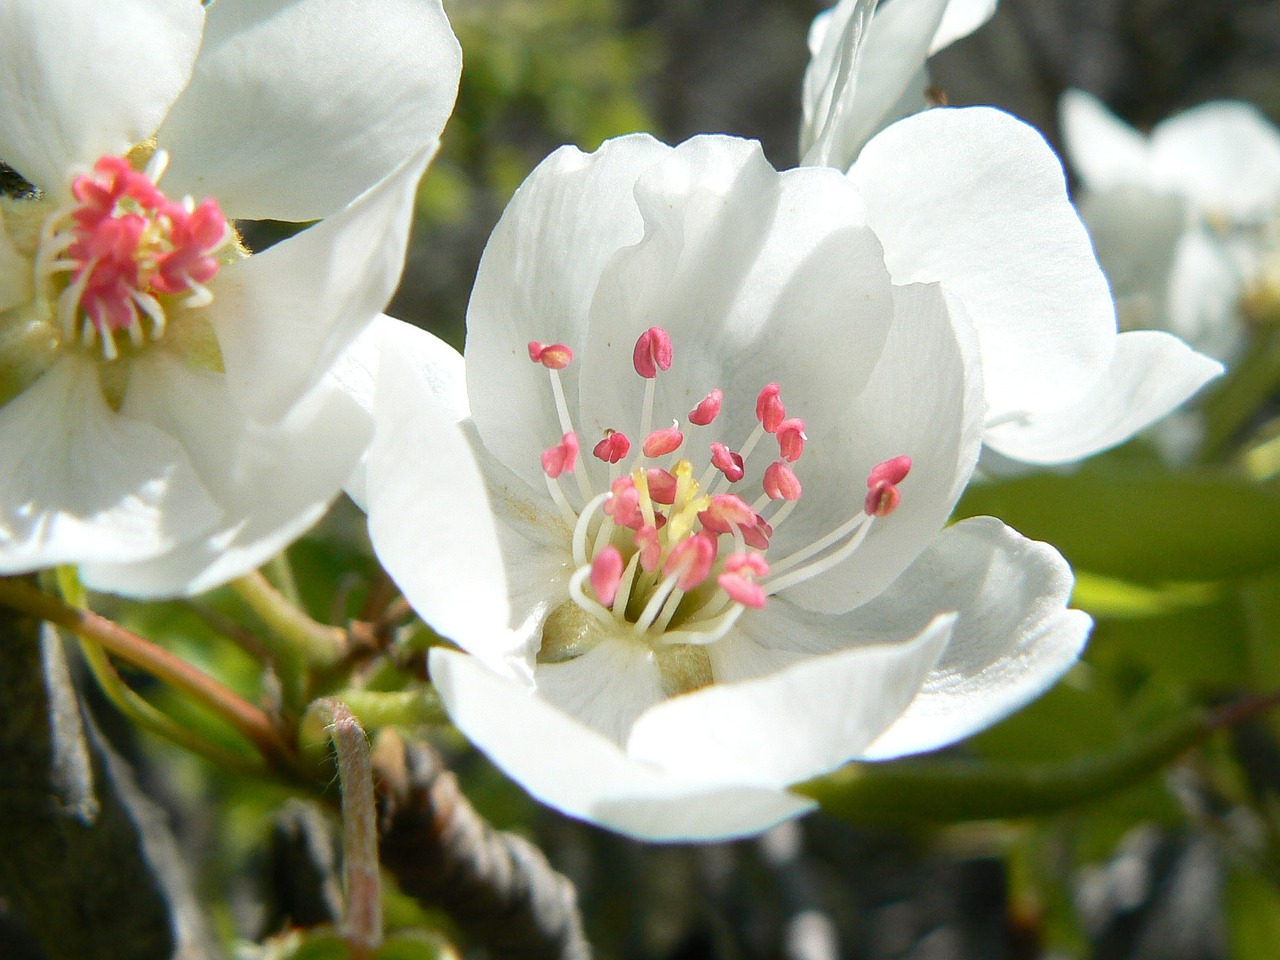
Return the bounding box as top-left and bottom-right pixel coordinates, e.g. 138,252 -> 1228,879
82,356 -> 368,596
984,331 -> 1222,464
579,137 -> 890,498
858,517 -> 1092,760
1058,89 -> 1151,191
1151,101 -> 1280,221
466,134 -> 673,490
930,0 -> 999,53
0,358 -> 220,574
801,0 -> 950,170
430,648 -> 815,842
157,0 -> 461,221
366,321 -> 516,671
210,145 -> 433,424
0,0 -> 202,193
853,106 -> 1117,419
535,638 -> 666,747
325,314 -> 468,510
628,617 -> 952,787
800,0 -> 876,168
1165,228 -> 1249,362
779,282 -> 984,613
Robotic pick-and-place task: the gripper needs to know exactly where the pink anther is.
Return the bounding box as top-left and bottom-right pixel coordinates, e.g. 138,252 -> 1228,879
642,421 -> 683,458
591,546 -> 625,607
724,552 -> 769,577
698,494 -> 756,534
775,418 -> 807,462
756,383 -> 785,433
688,389 -> 723,426
635,524 -> 662,572
604,476 -> 641,529
717,572 -> 767,609
540,432 -> 579,478
868,455 -> 912,488
153,198 -> 227,294
709,442 -> 745,482
528,341 -> 574,369
763,461 -> 802,501
864,481 -> 902,518
741,516 -> 773,551
645,468 -> 678,505
632,326 -> 673,378
593,429 -> 631,464
664,533 -> 718,591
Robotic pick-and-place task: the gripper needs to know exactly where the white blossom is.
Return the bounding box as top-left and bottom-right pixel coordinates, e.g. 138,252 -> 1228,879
354,134 -> 1092,841
1060,90 -> 1280,365
0,0 -> 461,595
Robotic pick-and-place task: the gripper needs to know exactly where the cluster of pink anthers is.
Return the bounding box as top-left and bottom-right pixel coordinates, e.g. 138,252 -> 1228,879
37,153 -> 230,359
528,327 -> 911,645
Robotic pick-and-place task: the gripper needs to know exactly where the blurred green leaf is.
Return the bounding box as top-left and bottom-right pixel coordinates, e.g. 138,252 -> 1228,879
1072,573 -> 1223,619
957,465 -> 1280,582
1227,869 -> 1280,960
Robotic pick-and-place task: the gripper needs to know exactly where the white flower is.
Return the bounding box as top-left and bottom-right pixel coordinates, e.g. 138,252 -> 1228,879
798,5 -> 1223,465
355,134 -> 1092,842
1060,90 -> 1280,364
0,0 -> 461,595
800,0 -> 998,170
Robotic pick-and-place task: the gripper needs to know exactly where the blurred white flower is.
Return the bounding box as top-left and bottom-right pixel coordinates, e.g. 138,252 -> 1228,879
356,134 -> 1092,841
1060,90 -> 1280,364
798,5 -> 1223,466
0,0 -> 461,595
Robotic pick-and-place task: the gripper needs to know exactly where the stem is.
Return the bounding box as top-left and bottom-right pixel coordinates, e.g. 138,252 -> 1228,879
231,571 -> 346,667
266,552 -> 302,609
318,699 -> 382,958
798,706 -> 1218,826
0,577 -> 292,767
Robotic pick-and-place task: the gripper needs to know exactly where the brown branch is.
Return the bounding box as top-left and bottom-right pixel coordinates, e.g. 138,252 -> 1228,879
371,730 -> 591,960
0,577 -> 292,768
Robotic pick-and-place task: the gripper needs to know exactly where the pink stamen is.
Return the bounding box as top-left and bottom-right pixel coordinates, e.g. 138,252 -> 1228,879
645,468 -> 678,505
756,383 -> 785,433
604,476 -> 642,528
688,389 -> 723,426
633,327 -> 674,379
868,455 -> 912,488
698,494 -> 756,534
528,341 -> 574,369
593,429 -> 631,463
741,517 -> 773,551
775,418 -> 807,463
635,524 -> 662,572
642,421 -> 684,458
763,461 -> 802,501
865,482 -> 901,517
725,552 -> 769,577
717,573 -> 767,609
709,442 -> 745,482
864,455 -> 911,517
591,546 -> 624,607
664,533 -> 718,591
541,432 -> 579,478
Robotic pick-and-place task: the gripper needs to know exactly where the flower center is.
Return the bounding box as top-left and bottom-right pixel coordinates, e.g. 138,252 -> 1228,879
0,149 -> 240,406
529,328 -> 911,693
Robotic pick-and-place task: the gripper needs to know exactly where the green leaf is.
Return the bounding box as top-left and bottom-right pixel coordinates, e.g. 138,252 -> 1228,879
1227,869 -> 1280,960
956,465 -> 1280,582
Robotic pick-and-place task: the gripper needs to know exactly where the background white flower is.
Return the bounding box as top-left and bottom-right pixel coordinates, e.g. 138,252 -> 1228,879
0,0 -> 462,595
797,6 -> 1222,466
800,0 -> 998,170
1060,90 -> 1280,365
355,134 -> 1092,842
